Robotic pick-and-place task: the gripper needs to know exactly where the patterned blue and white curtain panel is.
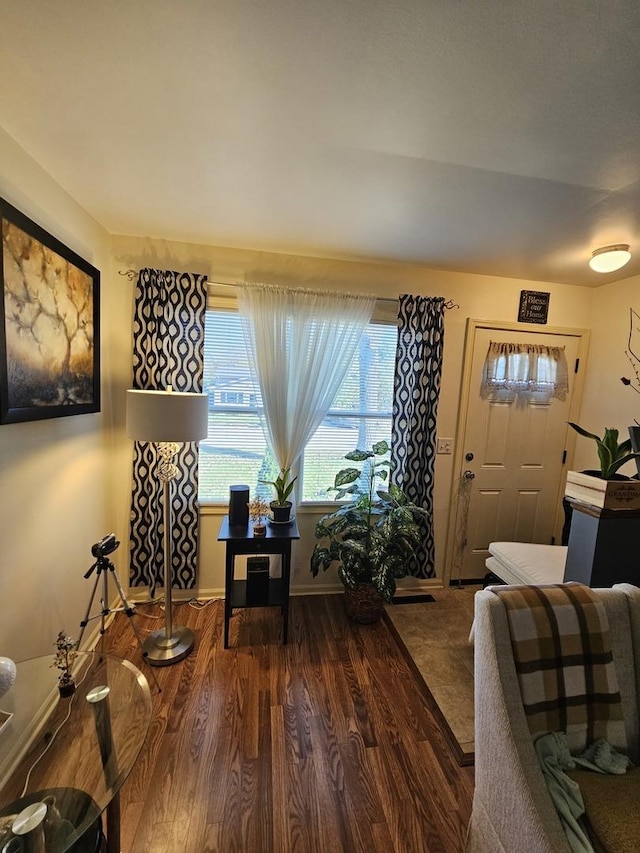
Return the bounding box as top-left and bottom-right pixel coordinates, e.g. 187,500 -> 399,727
129,268 -> 207,591
391,295 -> 445,578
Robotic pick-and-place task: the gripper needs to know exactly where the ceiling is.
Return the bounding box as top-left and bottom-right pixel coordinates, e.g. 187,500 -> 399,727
1,0 -> 640,286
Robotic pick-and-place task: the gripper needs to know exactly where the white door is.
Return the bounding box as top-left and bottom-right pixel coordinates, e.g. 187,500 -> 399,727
447,321 -> 588,582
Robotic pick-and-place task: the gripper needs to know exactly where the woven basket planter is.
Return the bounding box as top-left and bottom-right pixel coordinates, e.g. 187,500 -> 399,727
344,583 -> 385,624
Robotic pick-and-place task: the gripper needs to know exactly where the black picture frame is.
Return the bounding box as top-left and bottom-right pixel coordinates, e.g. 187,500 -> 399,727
518,290 -> 550,324
0,197 -> 100,424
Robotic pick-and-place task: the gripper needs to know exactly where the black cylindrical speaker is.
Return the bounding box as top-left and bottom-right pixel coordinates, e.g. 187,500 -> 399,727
229,485 -> 250,527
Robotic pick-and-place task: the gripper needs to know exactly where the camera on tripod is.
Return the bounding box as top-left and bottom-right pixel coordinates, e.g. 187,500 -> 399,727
91,533 -> 120,559
79,534 -> 161,692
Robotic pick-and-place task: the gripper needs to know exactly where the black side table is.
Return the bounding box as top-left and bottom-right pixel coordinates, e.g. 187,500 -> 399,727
218,515 -> 300,648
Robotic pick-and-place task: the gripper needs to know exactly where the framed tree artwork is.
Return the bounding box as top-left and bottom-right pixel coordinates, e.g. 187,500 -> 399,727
0,197 -> 100,424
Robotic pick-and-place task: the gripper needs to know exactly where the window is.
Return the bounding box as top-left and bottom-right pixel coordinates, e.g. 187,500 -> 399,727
300,320 -> 396,501
198,291 -> 397,503
219,391 -> 256,406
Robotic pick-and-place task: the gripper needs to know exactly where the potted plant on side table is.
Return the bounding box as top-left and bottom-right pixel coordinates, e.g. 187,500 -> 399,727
565,423 -> 640,509
260,467 -> 297,523
310,440 -> 428,623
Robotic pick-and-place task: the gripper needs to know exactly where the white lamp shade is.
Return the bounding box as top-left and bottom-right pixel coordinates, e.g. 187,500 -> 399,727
589,244 -> 631,273
126,389 -> 208,442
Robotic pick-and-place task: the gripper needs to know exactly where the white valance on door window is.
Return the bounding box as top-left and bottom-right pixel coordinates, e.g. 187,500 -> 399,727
480,342 -> 569,400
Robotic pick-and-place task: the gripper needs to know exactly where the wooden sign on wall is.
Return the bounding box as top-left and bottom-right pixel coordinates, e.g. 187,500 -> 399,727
518,290 -> 550,324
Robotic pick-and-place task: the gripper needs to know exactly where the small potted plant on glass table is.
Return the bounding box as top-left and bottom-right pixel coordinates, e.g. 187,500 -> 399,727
52,631 -> 78,697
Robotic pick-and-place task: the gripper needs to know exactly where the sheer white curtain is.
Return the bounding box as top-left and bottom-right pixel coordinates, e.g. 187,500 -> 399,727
238,283 -> 375,474
480,342 -> 569,400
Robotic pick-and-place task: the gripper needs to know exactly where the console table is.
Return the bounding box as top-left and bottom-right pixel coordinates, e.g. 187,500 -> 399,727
0,651 -> 152,852
218,515 -> 300,648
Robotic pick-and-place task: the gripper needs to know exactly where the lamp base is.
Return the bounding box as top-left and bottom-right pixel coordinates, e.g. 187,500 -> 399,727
143,626 -> 195,666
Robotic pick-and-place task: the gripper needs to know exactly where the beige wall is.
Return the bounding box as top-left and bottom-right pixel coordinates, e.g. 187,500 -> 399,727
0,127 -> 113,660
111,235 -> 596,598
574,273 -> 640,474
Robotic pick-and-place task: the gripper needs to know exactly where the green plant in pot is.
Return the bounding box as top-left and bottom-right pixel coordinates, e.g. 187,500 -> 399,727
260,467 -> 297,522
310,440 -> 428,623
567,423 -> 640,479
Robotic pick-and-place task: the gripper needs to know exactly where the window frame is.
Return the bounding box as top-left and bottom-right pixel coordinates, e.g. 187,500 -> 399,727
199,284 -> 397,508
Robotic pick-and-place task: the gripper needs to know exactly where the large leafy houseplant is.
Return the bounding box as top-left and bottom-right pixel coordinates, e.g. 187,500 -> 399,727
568,423 -> 640,479
310,441 -> 428,612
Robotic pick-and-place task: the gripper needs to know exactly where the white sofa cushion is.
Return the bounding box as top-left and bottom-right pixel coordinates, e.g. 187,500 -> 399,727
486,542 -> 567,586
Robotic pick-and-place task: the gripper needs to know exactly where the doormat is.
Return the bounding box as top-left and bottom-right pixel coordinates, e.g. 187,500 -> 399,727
384,585 -> 479,766
391,593 -> 436,605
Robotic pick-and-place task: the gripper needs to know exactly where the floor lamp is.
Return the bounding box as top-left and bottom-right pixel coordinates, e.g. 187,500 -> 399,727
126,387 -> 208,666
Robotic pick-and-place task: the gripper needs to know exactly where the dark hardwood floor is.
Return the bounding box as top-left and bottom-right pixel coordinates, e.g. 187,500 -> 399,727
103,594 -> 474,852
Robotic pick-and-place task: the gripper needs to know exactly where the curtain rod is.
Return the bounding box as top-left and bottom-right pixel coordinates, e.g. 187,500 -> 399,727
118,269 -> 459,309
376,295 -> 459,310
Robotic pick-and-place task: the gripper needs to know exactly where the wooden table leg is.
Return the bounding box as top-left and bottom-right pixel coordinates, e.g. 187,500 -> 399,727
281,545 -> 291,644
224,547 -> 233,649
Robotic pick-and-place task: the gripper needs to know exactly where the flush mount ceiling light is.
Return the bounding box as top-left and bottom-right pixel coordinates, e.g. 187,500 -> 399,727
589,244 -> 631,273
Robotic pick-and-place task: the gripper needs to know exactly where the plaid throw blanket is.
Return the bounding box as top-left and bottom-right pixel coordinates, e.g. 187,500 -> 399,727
491,582 -> 626,751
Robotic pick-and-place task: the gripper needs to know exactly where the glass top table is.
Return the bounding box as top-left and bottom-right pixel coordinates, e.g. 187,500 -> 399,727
0,651 -> 152,852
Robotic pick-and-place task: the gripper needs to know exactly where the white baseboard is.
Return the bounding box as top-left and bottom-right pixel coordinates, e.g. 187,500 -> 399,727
124,578 -> 444,605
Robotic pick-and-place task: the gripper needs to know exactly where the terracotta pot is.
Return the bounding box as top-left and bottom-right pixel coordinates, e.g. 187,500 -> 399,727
344,583 -> 385,624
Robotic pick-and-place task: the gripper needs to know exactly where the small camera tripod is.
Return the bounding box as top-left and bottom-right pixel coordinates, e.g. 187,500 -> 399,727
78,536 -> 161,692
